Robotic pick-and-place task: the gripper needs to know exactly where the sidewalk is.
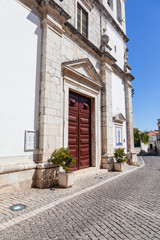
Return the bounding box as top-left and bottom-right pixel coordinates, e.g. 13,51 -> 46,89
0,158 -> 144,232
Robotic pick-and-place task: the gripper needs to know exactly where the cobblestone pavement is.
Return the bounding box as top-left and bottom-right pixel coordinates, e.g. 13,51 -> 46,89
0,164 -> 137,225
1,157 -> 160,239
142,150 -> 158,157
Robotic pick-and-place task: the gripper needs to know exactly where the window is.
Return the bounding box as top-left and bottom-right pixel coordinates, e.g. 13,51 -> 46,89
117,0 -> 122,23
77,4 -> 88,38
107,0 -> 113,9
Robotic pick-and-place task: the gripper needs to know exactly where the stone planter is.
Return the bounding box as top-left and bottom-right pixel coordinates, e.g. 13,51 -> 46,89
114,162 -> 124,172
58,172 -> 75,188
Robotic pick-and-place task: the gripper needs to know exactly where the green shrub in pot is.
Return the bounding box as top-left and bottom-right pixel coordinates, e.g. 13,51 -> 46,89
51,147 -> 76,188
51,147 -> 76,173
114,148 -> 127,163
114,148 -> 127,172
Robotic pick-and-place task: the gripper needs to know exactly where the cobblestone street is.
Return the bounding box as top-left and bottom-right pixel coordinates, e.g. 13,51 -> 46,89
1,156 -> 160,239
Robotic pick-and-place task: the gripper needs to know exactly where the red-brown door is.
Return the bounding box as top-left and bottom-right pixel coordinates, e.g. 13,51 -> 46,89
68,91 -> 91,171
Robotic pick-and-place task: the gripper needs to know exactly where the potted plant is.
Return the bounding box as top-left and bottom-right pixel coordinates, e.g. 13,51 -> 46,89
114,148 -> 127,172
51,147 -> 76,188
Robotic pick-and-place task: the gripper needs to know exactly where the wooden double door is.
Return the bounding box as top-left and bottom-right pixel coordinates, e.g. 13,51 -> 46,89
68,91 -> 91,171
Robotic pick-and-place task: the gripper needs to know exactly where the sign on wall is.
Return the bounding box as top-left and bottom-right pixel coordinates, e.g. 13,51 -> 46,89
115,126 -> 122,146
24,130 -> 37,151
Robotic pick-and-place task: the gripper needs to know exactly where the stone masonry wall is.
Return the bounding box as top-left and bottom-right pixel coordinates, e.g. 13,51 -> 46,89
39,20 -> 63,163
62,34 -> 101,73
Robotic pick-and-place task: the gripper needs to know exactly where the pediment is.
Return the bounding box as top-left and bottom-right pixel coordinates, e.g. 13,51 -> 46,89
73,65 -> 91,78
62,58 -> 104,89
113,113 -> 125,124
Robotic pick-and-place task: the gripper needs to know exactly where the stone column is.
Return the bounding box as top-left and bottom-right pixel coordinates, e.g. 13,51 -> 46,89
124,78 -> 135,163
35,10 -> 66,188
101,60 -> 114,170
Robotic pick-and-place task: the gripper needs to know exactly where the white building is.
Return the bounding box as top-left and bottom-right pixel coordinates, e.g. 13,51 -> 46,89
147,130 -> 159,150
0,0 -> 135,192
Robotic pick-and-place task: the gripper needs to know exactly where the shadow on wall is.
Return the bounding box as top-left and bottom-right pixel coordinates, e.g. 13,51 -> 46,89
27,11 -> 42,163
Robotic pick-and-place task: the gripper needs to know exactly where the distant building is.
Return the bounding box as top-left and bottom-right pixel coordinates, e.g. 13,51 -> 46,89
0,0 -> 135,193
157,120 -> 160,154
147,131 -> 159,150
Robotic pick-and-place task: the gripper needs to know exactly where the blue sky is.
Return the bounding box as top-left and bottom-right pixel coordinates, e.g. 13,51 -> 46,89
125,0 -> 160,132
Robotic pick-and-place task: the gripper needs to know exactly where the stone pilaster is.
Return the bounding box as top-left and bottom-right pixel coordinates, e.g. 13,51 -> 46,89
38,14 -> 64,162
124,78 -> 136,163
35,5 -> 69,188
101,61 -> 114,170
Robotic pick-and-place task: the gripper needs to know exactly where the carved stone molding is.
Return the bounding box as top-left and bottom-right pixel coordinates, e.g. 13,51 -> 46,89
62,58 -> 104,89
112,63 -> 134,82
113,113 -> 125,124
37,0 -> 71,23
80,0 -> 94,11
100,34 -> 112,52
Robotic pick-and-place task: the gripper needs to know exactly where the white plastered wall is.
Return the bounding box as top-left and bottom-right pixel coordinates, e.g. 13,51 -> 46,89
112,72 -> 127,153
0,0 -> 41,159
102,0 -> 126,33
101,19 -> 125,70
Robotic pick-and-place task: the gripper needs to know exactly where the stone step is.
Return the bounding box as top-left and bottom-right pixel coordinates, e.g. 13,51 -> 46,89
74,167 -> 108,180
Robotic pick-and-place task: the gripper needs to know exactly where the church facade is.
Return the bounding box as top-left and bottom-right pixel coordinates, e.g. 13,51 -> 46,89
0,0 -> 136,192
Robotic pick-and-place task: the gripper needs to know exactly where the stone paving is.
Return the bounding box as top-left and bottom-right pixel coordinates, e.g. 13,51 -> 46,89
0,164 -> 137,225
2,156 -> 160,239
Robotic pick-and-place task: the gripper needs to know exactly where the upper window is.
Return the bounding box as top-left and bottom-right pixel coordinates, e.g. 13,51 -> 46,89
107,0 -> 113,10
77,4 -> 88,38
117,0 -> 122,23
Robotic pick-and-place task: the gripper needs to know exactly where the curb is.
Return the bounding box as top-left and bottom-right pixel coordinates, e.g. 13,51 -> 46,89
0,159 -> 145,232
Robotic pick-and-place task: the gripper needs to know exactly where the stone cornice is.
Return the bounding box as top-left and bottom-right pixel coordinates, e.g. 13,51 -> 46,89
112,63 -> 135,81
65,22 -> 103,57
36,0 -> 71,22
112,63 -> 125,77
41,14 -> 65,35
64,22 -> 118,66
93,0 -> 129,43
126,73 -> 135,81
102,52 -> 117,64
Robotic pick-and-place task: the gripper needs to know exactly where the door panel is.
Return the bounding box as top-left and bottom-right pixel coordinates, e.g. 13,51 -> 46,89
68,91 -> 91,171
68,109 -> 79,171
69,94 -> 78,113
